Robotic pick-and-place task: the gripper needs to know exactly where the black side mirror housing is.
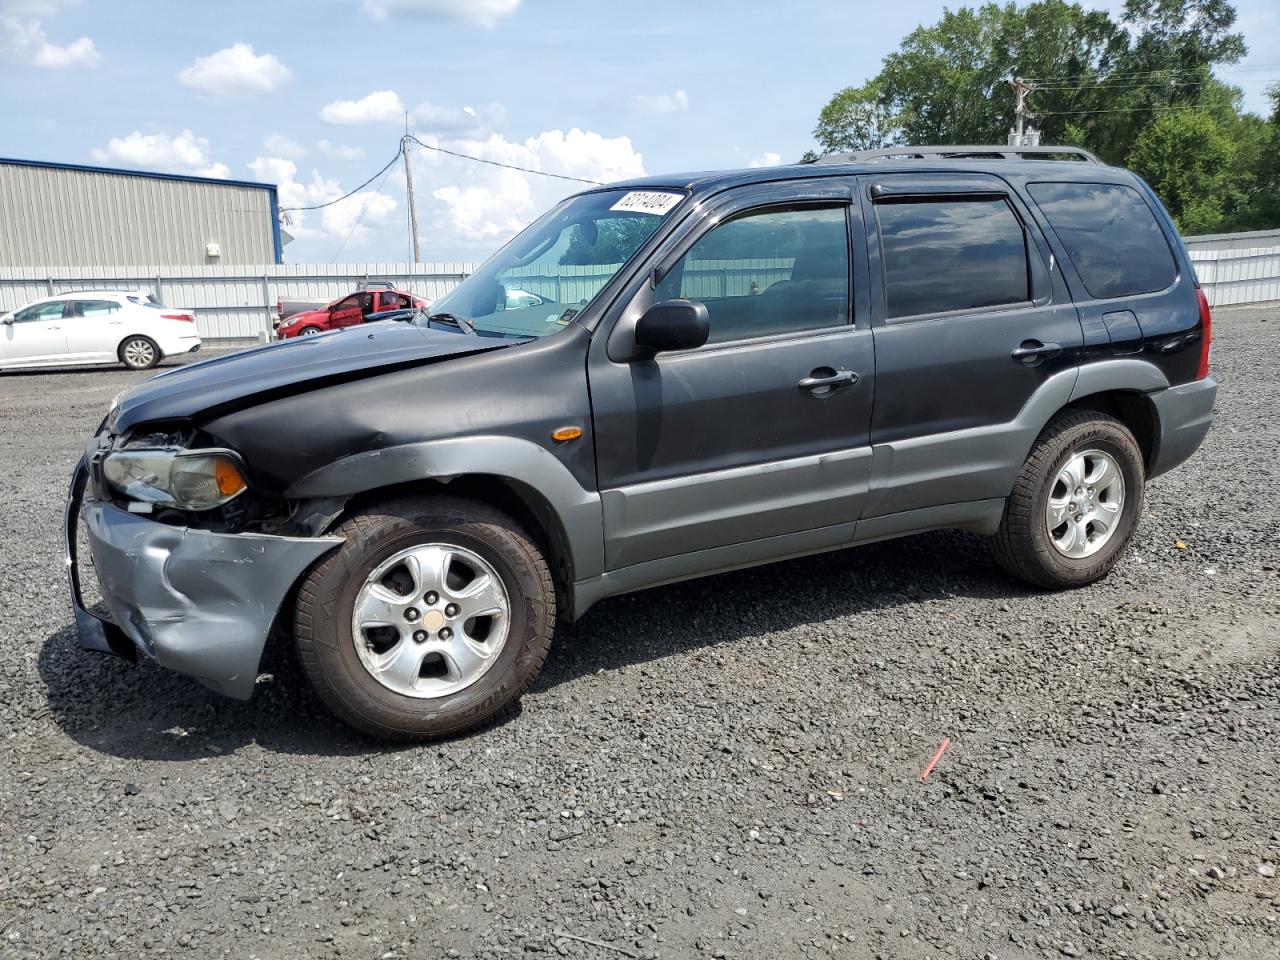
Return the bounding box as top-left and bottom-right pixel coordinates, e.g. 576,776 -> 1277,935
633,299 -> 710,357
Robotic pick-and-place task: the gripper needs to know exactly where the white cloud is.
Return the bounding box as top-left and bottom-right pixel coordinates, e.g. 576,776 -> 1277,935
178,43 -> 291,99
629,89 -> 689,115
412,100 -> 505,137
361,0 -> 519,28
264,133 -> 307,159
321,89 -> 405,125
1,1 -> 99,68
90,129 -> 229,177
317,139 -> 365,161
424,128 -> 644,243
747,151 -> 782,168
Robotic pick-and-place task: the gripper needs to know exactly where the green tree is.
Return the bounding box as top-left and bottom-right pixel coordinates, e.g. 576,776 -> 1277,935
1127,107 -> 1237,233
866,2 -> 1127,147
812,81 -> 898,155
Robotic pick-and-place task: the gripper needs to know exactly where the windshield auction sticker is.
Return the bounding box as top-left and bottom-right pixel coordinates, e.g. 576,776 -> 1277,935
610,191 -> 683,215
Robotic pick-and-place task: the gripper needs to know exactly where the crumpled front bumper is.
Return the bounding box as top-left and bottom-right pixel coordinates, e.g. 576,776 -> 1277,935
65,460 -> 342,699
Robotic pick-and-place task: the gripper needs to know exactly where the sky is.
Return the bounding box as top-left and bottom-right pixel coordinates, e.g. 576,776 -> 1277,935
2,0 -> 1277,264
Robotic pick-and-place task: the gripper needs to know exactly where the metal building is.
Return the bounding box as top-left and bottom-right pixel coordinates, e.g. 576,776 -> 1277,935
0,157 -> 282,267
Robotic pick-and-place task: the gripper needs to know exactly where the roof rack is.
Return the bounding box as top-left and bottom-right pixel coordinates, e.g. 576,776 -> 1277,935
815,145 -> 1102,164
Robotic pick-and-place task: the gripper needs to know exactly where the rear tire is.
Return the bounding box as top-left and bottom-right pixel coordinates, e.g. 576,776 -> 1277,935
991,410 -> 1145,589
294,496 -> 556,742
118,335 -> 160,370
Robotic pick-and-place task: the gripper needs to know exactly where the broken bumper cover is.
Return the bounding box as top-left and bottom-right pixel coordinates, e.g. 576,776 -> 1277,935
66,460 -> 341,699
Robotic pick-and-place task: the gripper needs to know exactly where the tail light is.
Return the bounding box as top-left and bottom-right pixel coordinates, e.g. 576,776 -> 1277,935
1195,288 -> 1212,380
162,313 -> 195,323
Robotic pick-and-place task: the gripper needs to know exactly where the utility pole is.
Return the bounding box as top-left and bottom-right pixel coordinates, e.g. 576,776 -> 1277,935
1007,76 -> 1037,147
402,115 -> 421,263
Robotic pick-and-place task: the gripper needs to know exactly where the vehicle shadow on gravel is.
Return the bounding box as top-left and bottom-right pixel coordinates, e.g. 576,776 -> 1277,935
38,528 -> 1027,760
543,528 -> 1026,688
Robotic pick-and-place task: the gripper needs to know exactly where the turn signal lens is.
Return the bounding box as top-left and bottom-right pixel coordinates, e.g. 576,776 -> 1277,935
551,425 -> 583,442
214,457 -> 247,496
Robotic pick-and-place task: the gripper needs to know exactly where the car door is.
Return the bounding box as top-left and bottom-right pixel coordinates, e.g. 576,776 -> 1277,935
0,300 -> 70,367
588,179 -> 876,572
61,299 -> 125,362
857,173 -> 1084,518
328,294 -> 364,329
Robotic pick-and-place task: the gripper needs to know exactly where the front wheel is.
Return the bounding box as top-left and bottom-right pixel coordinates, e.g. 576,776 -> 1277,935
991,411 -> 1145,589
294,496 -> 556,741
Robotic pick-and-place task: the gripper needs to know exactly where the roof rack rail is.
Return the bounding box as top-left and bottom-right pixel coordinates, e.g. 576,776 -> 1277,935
814,145 -> 1103,164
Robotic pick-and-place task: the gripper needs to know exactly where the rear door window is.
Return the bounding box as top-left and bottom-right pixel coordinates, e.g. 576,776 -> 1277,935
1027,182 -> 1176,299
875,197 -> 1030,320
69,300 -> 121,318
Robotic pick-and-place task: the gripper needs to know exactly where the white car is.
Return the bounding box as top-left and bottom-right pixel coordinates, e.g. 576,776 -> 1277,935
0,290 -> 201,371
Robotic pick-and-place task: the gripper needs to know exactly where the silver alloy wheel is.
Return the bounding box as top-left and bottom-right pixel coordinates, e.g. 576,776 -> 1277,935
123,338 -> 156,367
1046,448 -> 1125,559
351,543 -> 510,699
300,327 -> 320,336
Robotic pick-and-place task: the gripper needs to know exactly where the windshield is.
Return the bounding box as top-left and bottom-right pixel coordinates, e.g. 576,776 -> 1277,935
425,188 -> 684,338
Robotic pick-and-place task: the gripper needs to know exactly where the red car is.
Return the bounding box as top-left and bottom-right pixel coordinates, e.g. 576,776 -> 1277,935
275,289 -> 427,339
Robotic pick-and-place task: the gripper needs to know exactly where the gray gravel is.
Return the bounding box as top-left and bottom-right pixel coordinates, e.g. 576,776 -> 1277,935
2,311 -> 1278,959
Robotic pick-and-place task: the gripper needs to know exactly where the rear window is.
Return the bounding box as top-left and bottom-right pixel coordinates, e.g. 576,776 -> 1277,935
1028,182 -> 1176,299
876,197 -> 1030,319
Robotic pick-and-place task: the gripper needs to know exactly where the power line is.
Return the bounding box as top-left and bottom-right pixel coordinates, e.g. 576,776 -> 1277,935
1033,75 -> 1277,92
1023,63 -> 1280,83
404,134 -> 603,185
279,149 -> 402,213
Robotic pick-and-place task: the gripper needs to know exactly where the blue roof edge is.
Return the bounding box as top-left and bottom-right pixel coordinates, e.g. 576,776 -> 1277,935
0,155 -> 275,193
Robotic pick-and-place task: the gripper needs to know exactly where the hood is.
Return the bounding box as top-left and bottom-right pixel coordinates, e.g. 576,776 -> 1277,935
110,321 -> 524,433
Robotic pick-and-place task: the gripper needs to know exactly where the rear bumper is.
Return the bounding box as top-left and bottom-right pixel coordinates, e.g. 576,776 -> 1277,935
1149,377 -> 1217,479
65,460 -> 341,699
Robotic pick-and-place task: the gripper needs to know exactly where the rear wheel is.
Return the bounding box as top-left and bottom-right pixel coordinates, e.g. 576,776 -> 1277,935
118,335 -> 160,370
991,411 -> 1145,589
294,496 -> 556,741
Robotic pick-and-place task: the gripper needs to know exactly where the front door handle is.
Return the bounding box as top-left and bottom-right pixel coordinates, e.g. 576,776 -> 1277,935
798,369 -> 859,392
1010,340 -> 1062,364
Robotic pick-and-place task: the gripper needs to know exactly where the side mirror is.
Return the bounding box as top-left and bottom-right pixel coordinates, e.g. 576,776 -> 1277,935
1,316 -> 12,325
633,299 -> 709,357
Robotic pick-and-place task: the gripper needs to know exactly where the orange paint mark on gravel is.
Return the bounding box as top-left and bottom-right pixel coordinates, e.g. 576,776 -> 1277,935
920,737 -> 952,781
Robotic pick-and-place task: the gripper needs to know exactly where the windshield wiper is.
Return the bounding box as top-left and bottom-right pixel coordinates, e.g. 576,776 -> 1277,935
426,312 -> 478,336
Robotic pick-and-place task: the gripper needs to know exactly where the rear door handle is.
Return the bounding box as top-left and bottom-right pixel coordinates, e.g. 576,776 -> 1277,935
798,369 -> 859,391
1010,340 -> 1062,364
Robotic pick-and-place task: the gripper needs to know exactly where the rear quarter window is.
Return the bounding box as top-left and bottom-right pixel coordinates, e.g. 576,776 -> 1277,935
1028,182 -> 1176,299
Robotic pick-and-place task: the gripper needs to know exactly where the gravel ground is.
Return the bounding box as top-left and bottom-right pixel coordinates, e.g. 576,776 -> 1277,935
1,311 -> 1277,960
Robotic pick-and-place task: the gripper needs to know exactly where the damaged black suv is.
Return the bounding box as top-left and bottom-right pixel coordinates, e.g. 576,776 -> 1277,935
68,146 -> 1216,741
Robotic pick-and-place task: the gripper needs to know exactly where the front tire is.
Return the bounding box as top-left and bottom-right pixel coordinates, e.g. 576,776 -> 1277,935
991,411 -> 1145,589
294,496 -> 556,741
118,335 -> 160,370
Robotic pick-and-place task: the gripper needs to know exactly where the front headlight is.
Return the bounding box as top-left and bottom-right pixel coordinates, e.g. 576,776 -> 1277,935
102,448 -> 248,511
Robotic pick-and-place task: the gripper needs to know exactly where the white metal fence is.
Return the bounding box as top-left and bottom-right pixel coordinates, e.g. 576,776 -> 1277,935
1185,229 -> 1280,307
1,229 -> 1277,342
